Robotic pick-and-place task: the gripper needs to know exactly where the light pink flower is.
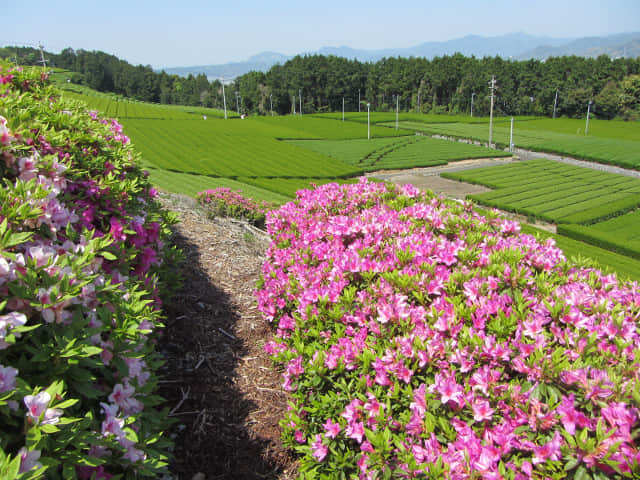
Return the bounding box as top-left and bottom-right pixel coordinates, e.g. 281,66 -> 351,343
0,365 -> 18,392
18,447 -> 41,473
24,392 -> 62,424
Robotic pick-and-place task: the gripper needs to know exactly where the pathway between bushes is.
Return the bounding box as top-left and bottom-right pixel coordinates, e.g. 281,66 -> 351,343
156,147 -> 628,478
157,194 -> 296,480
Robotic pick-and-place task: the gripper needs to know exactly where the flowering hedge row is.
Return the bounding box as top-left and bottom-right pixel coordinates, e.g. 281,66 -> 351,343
197,187 -> 275,228
256,179 -> 640,479
0,62 -> 177,478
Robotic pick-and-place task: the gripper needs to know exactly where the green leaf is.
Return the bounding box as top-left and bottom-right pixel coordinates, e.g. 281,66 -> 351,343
575,466 -> 591,480
100,251 -> 117,261
40,424 -> 60,434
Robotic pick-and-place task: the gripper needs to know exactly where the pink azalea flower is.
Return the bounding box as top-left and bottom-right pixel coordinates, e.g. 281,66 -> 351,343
323,418 -> 341,438
532,430 -> 562,464
23,392 -> 62,424
434,373 -> 465,407
311,434 -> 328,461
471,397 -> 495,423
0,365 -> 18,392
18,447 -> 41,473
346,419 -> 365,443
76,466 -> 113,480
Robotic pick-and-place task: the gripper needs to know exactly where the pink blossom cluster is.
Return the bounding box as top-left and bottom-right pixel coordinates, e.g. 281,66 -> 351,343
197,187 -> 275,226
0,62 -> 173,476
257,179 -> 640,479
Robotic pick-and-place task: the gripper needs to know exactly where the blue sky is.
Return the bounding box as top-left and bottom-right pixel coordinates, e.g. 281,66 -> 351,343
3,0 -> 640,67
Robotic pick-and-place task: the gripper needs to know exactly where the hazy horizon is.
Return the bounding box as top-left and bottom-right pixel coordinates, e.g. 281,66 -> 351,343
3,0 -> 640,68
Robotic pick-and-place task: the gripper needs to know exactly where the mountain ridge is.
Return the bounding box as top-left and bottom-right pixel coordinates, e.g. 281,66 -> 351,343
160,31 -> 640,80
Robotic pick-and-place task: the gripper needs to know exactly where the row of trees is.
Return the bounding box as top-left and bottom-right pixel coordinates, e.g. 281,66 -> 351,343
2,46 -> 639,119
231,54 -> 640,120
0,46 -> 224,107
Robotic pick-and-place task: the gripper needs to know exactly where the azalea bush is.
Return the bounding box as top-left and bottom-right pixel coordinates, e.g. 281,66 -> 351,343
256,179 -> 640,479
197,187 -> 275,228
0,62 -> 178,478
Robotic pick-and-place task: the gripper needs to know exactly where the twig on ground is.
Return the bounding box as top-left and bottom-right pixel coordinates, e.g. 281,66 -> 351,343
169,386 -> 191,416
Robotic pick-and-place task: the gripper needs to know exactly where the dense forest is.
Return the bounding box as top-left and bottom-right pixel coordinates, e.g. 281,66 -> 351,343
2,45 -> 639,119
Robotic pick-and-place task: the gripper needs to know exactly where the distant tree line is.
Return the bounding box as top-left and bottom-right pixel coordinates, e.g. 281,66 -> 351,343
2,46 -> 639,120
0,46 -> 225,108
233,54 -> 640,120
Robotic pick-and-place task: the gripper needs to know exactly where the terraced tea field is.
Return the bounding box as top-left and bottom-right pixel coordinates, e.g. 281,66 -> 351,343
55,81 -> 640,280
443,159 -> 640,224
557,209 -> 640,261
290,135 -> 509,171
62,90 -> 232,120
390,118 -> 640,169
122,118 -> 362,178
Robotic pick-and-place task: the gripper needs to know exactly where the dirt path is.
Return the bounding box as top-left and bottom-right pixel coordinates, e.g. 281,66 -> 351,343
158,194 -> 296,480
366,157 -> 513,199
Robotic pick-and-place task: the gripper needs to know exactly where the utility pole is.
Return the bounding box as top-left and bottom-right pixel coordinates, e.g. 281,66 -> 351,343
270,94 -> 273,116
585,100 -> 592,135
509,117 -> 514,153
417,92 -> 421,113
342,96 -> 345,121
396,95 -> 399,130
38,44 -> 47,69
358,89 -> 361,112
222,77 -> 227,120
488,76 -> 497,147
293,95 -> 296,115
299,89 -> 302,117
471,92 -> 476,117
235,92 -> 240,115
367,103 -> 371,140
553,89 -> 559,119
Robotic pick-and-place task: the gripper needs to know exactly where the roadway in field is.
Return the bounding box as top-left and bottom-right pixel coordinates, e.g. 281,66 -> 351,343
366,157 -> 516,200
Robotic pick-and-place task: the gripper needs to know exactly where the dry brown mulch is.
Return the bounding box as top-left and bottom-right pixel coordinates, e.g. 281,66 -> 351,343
156,194 -> 297,480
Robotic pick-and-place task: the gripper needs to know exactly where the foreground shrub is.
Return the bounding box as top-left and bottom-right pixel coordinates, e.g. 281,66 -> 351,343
0,62 -> 177,478
197,187 -> 275,228
256,179 -> 639,479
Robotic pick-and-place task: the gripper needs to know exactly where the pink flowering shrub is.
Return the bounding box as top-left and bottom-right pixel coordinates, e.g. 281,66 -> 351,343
0,62 -> 177,478
197,188 -> 275,228
256,179 -> 640,479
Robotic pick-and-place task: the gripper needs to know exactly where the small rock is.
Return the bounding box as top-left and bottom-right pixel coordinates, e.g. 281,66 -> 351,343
191,473 -> 206,480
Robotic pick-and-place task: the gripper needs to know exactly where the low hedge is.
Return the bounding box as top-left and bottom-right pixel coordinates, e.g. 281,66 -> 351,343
0,62 -> 177,478
257,179 -> 639,479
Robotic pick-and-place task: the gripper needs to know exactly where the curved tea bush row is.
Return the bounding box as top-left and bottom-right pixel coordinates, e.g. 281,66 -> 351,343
256,179 -> 639,479
557,224 -> 640,261
0,62 -> 177,478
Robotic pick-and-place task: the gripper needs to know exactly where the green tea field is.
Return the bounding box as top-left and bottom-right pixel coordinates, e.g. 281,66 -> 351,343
289,135 -> 510,171
388,117 -> 640,169
443,159 -> 640,224
60,84 -> 640,280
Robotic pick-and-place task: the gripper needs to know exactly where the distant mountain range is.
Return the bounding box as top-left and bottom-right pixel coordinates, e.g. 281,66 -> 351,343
160,32 -> 640,81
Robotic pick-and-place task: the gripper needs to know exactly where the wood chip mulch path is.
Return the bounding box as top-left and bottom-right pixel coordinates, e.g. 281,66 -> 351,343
156,194 -> 297,480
